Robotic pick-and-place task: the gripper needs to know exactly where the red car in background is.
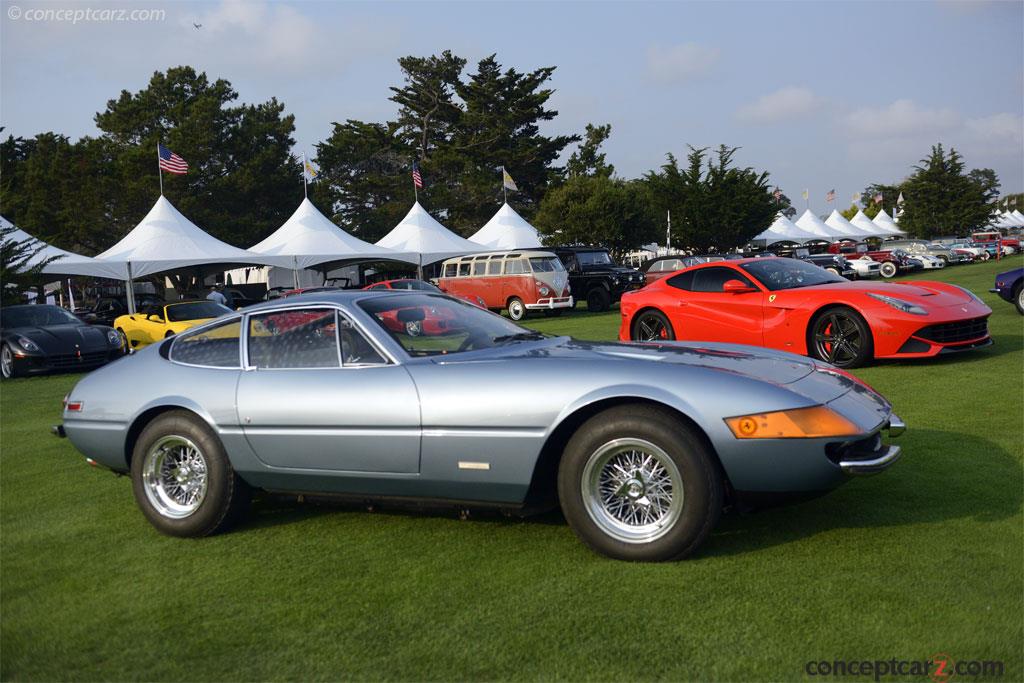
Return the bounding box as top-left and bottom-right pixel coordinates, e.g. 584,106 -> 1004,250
363,279 -> 486,337
619,257 -> 991,368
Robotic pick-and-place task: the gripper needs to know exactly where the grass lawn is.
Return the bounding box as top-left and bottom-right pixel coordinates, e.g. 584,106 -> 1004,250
2,258 -> 1021,681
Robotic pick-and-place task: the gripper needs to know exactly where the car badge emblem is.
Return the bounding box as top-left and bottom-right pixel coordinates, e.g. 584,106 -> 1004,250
769,294 -> 777,303
961,307 -> 968,312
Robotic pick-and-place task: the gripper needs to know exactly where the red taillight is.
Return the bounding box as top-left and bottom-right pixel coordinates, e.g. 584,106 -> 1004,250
65,401 -> 83,412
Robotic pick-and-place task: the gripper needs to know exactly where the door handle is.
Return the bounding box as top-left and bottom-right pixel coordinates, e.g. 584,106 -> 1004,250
677,301 -> 688,306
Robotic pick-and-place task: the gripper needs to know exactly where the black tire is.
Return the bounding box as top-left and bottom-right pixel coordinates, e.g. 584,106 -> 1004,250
557,405 -> 722,562
0,343 -> 21,380
937,255 -> 949,266
825,266 -> 841,276
879,262 -> 898,278
586,287 -> 611,312
130,410 -> 250,537
808,306 -> 873,368
507,297 -> 527,321
164,330 -> 175,338
631,309 -> 675,342
1014,283 -> 1024,316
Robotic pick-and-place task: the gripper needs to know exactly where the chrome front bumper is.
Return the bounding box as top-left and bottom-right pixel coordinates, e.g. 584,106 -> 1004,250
526,296 -> 574,310
839,414 -> 905,475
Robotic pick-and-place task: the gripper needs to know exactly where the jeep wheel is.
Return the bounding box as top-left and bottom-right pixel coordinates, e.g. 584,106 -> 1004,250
586,288 -> 611,312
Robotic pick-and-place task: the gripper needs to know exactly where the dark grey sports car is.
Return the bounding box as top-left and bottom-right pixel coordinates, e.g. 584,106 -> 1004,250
1,304 -> 125,379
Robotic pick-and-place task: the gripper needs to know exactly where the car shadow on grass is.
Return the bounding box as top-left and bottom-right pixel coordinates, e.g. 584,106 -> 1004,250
703,428 -> 1022,558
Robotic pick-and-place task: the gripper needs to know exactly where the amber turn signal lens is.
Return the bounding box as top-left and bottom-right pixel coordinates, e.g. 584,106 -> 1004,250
725,406 -> 860,439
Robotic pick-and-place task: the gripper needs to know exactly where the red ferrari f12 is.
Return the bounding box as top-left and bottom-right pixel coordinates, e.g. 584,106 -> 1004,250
619,258 -> 992,368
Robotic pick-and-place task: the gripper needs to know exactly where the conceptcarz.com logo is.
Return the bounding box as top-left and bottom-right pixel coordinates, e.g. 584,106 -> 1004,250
804,654 -> 1006,681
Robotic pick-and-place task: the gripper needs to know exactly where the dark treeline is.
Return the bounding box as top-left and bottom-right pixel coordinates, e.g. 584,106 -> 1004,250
11,55 -> 999,259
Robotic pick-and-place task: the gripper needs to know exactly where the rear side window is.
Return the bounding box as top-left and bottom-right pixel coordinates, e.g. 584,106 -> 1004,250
691,267 -> 754,293
666,271 -> 695,291
443,263 -> 457,278
487,260 -> 502,275
458,263 -> 471,276
472,261 -> 486,276
170,318 -> 242,368
248,309 -> 340,369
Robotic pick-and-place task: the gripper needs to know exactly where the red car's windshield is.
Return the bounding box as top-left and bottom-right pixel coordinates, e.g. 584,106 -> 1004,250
740,259 -> 845,291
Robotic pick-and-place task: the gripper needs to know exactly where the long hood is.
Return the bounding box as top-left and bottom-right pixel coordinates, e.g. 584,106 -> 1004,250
775,280 -> 975,308
5,323 -> 111,353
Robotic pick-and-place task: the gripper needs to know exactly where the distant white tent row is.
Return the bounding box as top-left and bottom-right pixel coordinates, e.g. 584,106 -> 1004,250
1,215 -> 127,281
376,202 -> 485,265
755,208 -> 905,245
752,213 -> 822,244
991,210 -> 1024,228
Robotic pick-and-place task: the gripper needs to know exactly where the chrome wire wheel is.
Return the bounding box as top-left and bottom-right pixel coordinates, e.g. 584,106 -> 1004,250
1,345 -> 13,379
813,312 -> 862,366
142,435 -> 209,519
581,438 -> 683,544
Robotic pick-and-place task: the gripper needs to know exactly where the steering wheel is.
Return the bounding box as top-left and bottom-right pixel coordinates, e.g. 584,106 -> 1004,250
456,331 -> 490,352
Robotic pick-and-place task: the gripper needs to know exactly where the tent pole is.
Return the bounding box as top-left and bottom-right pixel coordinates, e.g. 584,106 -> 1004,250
292,256 -> 300,289
126,262 -> 137,314
417,255 -> 423,281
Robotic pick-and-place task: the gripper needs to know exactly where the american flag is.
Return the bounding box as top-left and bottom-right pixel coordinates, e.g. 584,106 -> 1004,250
825,189 -> 836,202
411,161 -> 423,189
158,143 -> 188,175
873,192 -> 883,204
773,188 -> 782,201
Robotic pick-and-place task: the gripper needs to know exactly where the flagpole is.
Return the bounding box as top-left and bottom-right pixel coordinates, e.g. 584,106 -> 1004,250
502,166 -> 508,204
302,152 -> 308,199
157,142 -> 163,195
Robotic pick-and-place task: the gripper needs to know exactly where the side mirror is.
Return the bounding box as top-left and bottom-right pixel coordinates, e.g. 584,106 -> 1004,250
723,279 -> 757,294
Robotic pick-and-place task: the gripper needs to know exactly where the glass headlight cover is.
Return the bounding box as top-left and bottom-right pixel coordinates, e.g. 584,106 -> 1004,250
725,405 -> 861,439
17,336 -> 40,352
867,292 -> 928,315
107,329 -> 122,346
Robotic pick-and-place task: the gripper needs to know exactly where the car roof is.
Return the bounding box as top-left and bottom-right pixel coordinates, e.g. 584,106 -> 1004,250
241,289 -> 422,312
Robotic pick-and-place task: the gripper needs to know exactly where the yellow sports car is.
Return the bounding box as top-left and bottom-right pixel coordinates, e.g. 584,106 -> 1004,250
114,300 -> 232,350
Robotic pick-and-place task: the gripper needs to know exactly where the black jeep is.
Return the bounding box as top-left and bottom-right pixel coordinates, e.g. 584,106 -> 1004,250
552,247 -> 645,312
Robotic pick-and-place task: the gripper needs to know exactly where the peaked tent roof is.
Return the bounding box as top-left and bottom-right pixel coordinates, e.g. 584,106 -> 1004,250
825,210 -> 867,239
95,195 -> 290,278
871,210 -> 905,235
848,209 -> 886,238
376,202 -> 485,264
794,209 -> 840,241
753,213 -> 823,244
1010,210 -> 1024,226
250,198 -> 417,269
469,203 -> 542,250
1,215 -> 127,279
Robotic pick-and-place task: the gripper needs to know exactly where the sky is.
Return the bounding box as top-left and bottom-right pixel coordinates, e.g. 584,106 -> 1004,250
2,0 -> 1022,213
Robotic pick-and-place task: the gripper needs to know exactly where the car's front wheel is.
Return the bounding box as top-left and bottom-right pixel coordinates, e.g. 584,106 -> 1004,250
631,309 -> 675,342
1015,284 -> 1023,316
558,405 -> 722,561
808,306 -> 873,368
0,343 -> 19,380
507,297 -> 527,321
586,288 -> 611,312
879,262 -> 898,278
131,410 -> 250,537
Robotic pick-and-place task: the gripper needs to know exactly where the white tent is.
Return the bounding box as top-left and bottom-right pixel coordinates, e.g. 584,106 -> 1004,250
825,210 -> 867,240
96,195 -> 289,278
1010,210 -> 1024,226
848,209 -> 886,238
1,215 -> 127,280
250,198 -> 417,270
794,209 -> 840,241
470,203 -> 542,250
376,202 -> 485,265
872,210 -> 905,236
753,213 -> 823,244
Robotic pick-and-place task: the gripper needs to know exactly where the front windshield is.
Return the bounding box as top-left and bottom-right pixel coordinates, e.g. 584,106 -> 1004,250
166,301 -> 232,322
390,280 -> 440,292
359,293 -> 543,356
1,305 -> 81,328
528,257 -> 566,273
577,251 -> 614,267
740,259 -> 846,291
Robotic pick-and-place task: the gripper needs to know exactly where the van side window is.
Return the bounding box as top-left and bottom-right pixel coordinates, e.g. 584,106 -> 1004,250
505,259 -> 526,275
458,262 -> 471,276
487,260 -> 502,275
443,263 -> 457,278
472,261 -> 486,276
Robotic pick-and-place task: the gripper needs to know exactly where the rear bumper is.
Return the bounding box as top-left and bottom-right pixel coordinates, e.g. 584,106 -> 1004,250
526,297 -> 574,310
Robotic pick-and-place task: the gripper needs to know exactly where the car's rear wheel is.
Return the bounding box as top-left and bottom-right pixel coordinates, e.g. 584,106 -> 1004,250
131,410 -> 250,537
586,288 -> 611,312
0,343 -> 19,379
557,405 -> 722,561
825,266 -> 841,276
879,262 -> 898,278
809,307 -> 873,368
631,309 -> 675,342
507,297 -> 526,321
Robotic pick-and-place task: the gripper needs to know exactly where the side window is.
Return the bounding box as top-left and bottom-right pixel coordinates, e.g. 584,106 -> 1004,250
338,316 -> 387,366
666,271 -> 695,291
170,318 -> 241,368
505,259 -> 526,275
443,263 -> 457,278
691,267 -> 754,293
472,261 -> 486,276
458,262 -> 471,277
248,308 -> 340,369
487,259 -> 502,275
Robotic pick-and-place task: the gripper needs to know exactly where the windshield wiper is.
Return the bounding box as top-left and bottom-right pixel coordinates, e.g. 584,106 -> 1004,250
492,331 -> 547,344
